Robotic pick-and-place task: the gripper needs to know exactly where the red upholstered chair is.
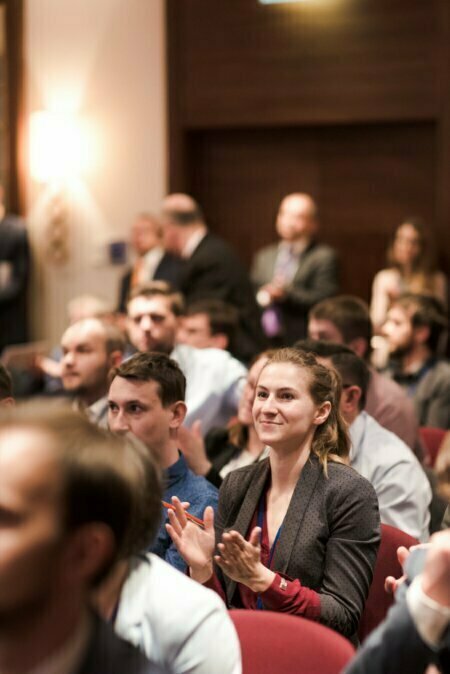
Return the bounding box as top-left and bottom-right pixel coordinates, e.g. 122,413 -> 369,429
229,609 -> 355,674
358,523 -> 419,643
419,426 -> 446,468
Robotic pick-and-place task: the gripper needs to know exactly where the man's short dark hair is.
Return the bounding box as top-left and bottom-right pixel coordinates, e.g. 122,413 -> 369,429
294,338 -> 354,359
329,352 -> 370,411
128,281 -> 185,316
185,299 -> 238,343
0,364 -> 13,399
392,293 -> 448,354
309,295 -> 372,355
110,352 -> 186,405
295,339 -> 369,410
0,402 -> 161,583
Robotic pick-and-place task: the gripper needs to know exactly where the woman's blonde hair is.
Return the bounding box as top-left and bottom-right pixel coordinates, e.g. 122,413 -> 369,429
262,348 -> 350,474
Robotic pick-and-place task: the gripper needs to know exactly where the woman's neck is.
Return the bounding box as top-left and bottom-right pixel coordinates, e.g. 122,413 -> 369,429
269,437 -> 312,494
246,425 -> 265,457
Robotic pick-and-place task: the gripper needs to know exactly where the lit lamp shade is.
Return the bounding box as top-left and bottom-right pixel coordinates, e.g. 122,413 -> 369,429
29,110 -> 93,183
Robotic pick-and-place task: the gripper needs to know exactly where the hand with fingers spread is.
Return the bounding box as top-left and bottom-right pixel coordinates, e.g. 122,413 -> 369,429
165,496 -> 216,583
215,527 -> 275,593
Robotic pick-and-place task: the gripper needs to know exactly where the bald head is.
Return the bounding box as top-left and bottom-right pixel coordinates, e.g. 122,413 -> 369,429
276,193 -> 318,242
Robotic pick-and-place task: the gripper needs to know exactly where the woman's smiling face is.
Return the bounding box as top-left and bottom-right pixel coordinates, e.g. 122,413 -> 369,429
253,361 -> 327,450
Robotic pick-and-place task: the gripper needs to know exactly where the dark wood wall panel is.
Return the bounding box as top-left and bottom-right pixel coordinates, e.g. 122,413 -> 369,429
173,0 -> 438,127
167,0 -> 450,296
189,123 -> 435,300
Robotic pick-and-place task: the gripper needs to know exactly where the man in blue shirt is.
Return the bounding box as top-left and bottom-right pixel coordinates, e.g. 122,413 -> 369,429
108,351 -> 218,572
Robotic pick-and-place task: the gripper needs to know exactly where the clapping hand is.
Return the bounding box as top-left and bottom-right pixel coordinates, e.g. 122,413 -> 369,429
215,527 -> 275,593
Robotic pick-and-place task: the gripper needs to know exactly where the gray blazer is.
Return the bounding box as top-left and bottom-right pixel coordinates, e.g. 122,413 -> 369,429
251,240 -> 339,342
216,455 -> 380,638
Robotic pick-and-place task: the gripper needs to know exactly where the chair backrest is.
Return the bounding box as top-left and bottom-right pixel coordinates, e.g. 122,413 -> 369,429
229,609 -> 354,674
358,523 -> 419,642
419,426 -> 446,467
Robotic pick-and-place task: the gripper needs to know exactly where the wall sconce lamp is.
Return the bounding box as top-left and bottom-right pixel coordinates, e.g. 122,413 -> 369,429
29,110 -> 94,265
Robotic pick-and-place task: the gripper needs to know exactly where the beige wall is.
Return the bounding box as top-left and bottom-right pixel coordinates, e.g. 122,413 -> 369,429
24,0 -> 166,345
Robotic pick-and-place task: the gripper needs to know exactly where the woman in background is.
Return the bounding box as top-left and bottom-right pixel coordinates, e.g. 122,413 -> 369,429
371,218 -> 447,330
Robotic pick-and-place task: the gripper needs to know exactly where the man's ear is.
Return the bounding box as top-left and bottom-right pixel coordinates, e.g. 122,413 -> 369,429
61,523 -> 116,587
108,350 -> 123,369
413,325 -> 430,347
210,333 -> 229,351
341,385 -> 362,415
169,401 -> 187,430
347,337 -> 368,359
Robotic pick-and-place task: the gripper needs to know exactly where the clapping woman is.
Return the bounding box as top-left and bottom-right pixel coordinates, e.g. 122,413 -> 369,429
167,348 -> 380,639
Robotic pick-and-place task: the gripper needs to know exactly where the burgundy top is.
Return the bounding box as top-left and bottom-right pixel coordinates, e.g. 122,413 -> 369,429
205,491 -> 321,619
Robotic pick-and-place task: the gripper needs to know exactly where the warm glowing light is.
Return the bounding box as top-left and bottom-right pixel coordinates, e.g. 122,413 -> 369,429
258,0 -> 309,4
30,110 -> 96,183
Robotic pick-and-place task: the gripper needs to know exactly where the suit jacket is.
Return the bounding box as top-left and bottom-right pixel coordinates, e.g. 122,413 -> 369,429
181,233 -> 266,362
216,455 -> 380,638
0,214 -> 30,351
344,556 -> 450,674
251,240 -> 339,343
79,615 -> 167,674
117,252 -> 184,313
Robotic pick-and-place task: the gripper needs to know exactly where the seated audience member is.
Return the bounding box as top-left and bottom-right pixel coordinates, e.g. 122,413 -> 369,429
61,318 -> 125,426
108,352 -> 218,572
117,212 -> 183,314
37,293 -> 117,392
177,298 -> 239,354
382,293 -> 450,429
0,402 -> 166,674
167,348 -> 380,639
344,530 -> 450,674
161,193 -> 265,363
179,351 -> 274,488
308,295 -> 420,453
0,363 -> 14,405
298,340 -> 431,541
93,434 -> 241,674
251,193 -> 338,344
371,217 -> 448,331
126,282 -> 247,433
435,432 -> 450,529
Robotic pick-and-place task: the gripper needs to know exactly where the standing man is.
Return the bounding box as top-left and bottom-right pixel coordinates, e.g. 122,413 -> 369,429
126,282 -> 247,433
0,402 -> 166,674
0,185 -> 30,352
251,193 -> 338,344
107,351 -> 219,572
60,318 -> 125,426
382,293 -> 450,428
118,212 -> 183,313
161,193 -> 265,363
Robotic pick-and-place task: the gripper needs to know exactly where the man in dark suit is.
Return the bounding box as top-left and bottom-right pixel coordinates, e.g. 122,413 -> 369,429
0,402 -> 166,674
0,185 -> 30,352
345,530 -> 450,674
161,193 -> 265,363
251,193 -> 338,344
117,212 -> 183,313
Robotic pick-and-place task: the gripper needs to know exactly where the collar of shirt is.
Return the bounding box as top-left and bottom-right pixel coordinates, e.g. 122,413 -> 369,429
279,239 -> 310,256
391,357 -> 436,384
87,396 -> 108,424
165,451 -> 189,489
25,612 -> 92,674
349,411 -> 368,463
141,246 -> 165,278
181,227 -> 208,259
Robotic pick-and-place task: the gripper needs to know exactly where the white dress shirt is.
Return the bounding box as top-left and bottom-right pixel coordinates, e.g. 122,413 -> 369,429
171,343 -> 247,433
115,553 -> 241,674
349,411 -> 431,541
